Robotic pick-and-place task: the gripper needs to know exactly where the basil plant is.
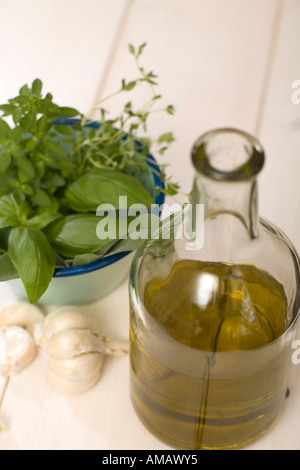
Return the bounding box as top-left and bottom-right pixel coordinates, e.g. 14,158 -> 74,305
0,47 -> 177,302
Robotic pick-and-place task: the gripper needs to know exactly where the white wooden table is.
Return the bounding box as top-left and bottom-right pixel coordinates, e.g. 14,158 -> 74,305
0,0 -> 300,450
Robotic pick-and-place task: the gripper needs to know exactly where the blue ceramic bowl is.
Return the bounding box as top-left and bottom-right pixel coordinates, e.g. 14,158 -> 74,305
10,119 -> 165,306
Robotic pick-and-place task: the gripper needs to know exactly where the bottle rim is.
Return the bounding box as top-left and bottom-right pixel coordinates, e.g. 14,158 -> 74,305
191,128 -> 265,181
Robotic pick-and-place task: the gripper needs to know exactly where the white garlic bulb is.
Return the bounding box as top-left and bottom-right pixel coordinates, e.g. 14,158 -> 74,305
38,309 -> 115,394
0,326 -> 36,377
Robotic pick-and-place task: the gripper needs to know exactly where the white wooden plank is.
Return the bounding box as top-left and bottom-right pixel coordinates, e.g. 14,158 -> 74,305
0,0 -> 129,113
257,0 -> 300,253
246,364 -> 300,450
95,0 -> 280,200
248,1 -> 300,447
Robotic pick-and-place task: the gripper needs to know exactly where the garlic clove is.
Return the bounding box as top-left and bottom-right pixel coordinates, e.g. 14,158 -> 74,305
48,352 -> 104,382
0,326 -> 36,377
47,329 -> 105,360
103,337 -> 130,356
39,310 -> 99,351
48,369 -> 101,395
0,303 -> 44,334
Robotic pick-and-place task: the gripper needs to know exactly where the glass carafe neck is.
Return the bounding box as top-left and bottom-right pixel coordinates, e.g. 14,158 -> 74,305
193,175 -> 259,239
191,128 -> 264,239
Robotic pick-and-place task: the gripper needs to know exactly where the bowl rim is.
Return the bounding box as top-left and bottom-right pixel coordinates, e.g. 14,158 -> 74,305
53,118 -> 165,278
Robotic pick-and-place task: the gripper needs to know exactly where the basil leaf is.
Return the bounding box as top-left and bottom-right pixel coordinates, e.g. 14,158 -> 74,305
19,84 -> 30,96
26,212 -> 62,229
10,127 -> 23,143
102,237 -> 144,256
31,188 -> 53,207
37,115 -> 51,134
0,104 -> 16,116
46,214 -> 114,258
32,79 -> 43,97
11,144 -> 23,159
8,226 -> 56,303
44,156 -> 74,170
54,124 -> 74,136
42,173 -> 66,188
26,138 -> 38,152
66,170 -> 154,212
21,110 -> 36,132
44,140 -> 66,157
0,252 -> 19,281
0,194 -> 24,228
12,95 -> 29,105
72,253 -> 102,267
13,107 -> 23,125
0,152 -> 12,173
54,107 -> 79,118
15,155 -> 35,182
0,227 -> 10,251
35,197 -> 59,214
0,118 -> 10,137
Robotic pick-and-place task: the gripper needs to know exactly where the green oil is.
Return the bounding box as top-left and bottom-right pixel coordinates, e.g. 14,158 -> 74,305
130,260 -> 290,450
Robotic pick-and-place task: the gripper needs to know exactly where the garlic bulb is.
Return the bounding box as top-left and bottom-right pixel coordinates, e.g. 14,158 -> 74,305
0,326 -> 36,377
0,303 -> 43,335
38,309 -> 120,394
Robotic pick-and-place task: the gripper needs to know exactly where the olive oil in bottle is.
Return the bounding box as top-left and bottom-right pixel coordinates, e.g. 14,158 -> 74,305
129,129 -> 300,450
130,260 -> 290,450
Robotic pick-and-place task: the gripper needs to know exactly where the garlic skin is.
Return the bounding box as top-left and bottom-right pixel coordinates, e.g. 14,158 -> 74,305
0,326 -> 36,377
47,329 -> 105,360
104,337 -> 130,356
48,370 -> 101,395
48,352 -> 104,382
0,303 -> 43,335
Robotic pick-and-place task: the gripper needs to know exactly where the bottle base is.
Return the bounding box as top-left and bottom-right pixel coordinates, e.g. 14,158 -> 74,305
130,389 -> 283,451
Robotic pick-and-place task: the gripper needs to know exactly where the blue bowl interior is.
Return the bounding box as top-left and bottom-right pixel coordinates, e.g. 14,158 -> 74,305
53,119 -> 165,278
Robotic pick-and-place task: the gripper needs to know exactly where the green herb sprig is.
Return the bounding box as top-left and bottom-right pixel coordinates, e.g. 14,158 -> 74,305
76,43 -> 178,195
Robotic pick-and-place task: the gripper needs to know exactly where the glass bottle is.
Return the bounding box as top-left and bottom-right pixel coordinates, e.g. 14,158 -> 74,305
129,128 -> 300,450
